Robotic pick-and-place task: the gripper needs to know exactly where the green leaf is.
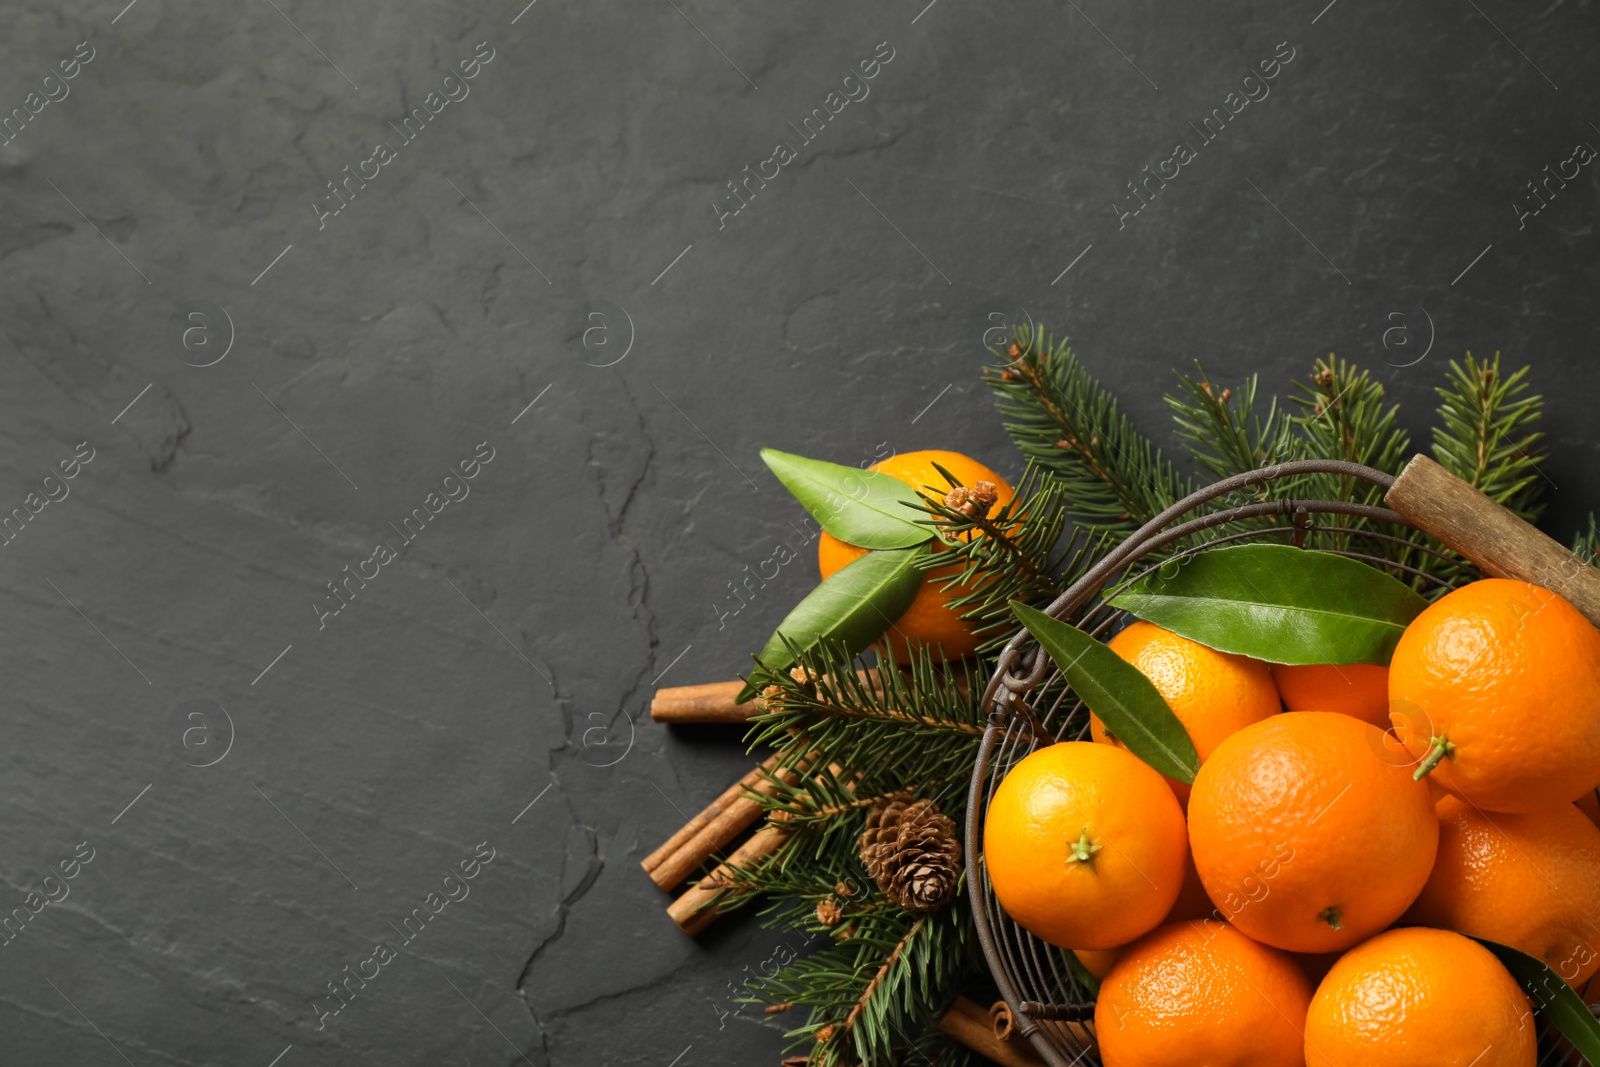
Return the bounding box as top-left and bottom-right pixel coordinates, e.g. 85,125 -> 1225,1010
1062,946 -> 1102,998
1472,937 -> 1600,1061
761,449 -> 932,550
738,546 -> 928,701
1010,601 -> 1200,784
1109,544 -> 1428,665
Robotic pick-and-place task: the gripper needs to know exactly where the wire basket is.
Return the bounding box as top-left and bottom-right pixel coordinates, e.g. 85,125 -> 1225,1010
965,459 -> 1594,1067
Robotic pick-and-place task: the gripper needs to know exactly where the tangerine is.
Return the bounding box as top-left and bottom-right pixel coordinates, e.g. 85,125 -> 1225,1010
817,450 -> 1013,662
1187,712 -> 1439,952
1095,919 -> 1311,1067
1163,849 -> 1215,924
1405,795 -> 1600,988
1303,926 -> 1534,1067
1271,662 -> 1390,728
1072,946 -> 1122,982
1092,621 -> 1281,805
1389,578 -> 1600,812
984,741 -> 1186,950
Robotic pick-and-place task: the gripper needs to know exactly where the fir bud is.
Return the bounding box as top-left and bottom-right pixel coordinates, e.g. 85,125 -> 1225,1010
944,481 -> 999,519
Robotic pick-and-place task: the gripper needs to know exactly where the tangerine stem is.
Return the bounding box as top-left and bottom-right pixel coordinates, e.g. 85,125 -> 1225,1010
1412,735 -> 1455,781
1068,830 -> 1102,866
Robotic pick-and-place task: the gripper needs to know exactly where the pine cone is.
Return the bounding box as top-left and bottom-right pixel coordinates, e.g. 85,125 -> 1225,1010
858,793 -> 962,912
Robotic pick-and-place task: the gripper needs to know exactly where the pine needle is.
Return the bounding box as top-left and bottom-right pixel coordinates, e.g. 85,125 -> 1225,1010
1431,352 -> 1548,521
986,325 -> 1189,532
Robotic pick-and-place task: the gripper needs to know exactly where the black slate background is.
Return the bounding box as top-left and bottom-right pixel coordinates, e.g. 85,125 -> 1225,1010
2,0 -> 1598,1064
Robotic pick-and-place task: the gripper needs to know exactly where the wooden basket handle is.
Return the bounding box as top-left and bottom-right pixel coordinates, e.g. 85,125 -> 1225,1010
1384,454 -> 1600,626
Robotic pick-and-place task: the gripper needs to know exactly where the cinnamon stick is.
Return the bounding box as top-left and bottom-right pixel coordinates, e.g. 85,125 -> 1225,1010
652,670 -> 974,728
1385,453 -> 1600,627
936,997 -> 1048,1067
667,816 -> 791,936
651,680 -> 764,724
990,999 -> 1016,1041
641,753 -> 779,873
643,755 -> 800,891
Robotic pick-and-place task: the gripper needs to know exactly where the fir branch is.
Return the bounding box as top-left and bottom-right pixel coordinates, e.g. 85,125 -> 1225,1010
1574,515 -> 1599,565
1288,355 -> 1412,503
748,901 -> 980,1067
699,638 -> 984,930
1276,354 -> 1427,567
1166,363 -> 1299,483
745,643 -> 985,812
704,635 -> 986,1066
986,325 -> 1189,532
844,918 -> 924,1036
1431,352 -> 1548,521
912,460 -> 1115,653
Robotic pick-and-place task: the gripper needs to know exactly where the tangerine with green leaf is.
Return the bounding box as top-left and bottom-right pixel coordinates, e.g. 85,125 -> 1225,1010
1389,578 -> 1600,812
1091,621 -> 1281,805
1187,711 -> 1439,952
984,740 -> 1187,950
818,450 -> 1013,661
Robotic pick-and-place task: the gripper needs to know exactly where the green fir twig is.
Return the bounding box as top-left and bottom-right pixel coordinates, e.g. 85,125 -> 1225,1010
986,325 -> 1189,533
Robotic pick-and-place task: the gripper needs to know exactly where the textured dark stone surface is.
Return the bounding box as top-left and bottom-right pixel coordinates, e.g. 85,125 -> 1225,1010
1,0 -> 1596,1064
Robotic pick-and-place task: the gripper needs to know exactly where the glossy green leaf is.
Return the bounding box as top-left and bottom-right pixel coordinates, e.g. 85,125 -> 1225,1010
737,546 -> 927,702
1010,602 -> 1200,784
1472,937 -> 1600,1061
761,448 -> 933,550
1110,543 -> 1428,665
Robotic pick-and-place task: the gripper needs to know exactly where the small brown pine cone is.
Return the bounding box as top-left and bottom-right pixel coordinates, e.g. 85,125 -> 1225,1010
815,1024 -> 836,1043
858,793 -> 962,912
816,897 -> 844,927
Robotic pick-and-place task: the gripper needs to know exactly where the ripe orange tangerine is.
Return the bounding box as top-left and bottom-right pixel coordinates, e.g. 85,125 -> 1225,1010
984,741 -> 1187,950
1405,795 -> 1600,988
1096,919 -> 1312,1067
817,450 -> 1014,662
1304,927 -> 1535,1067
1389,578 -> 1600,812
1187,712 -> 1439,953
1092,621 -> 1281,806
1071,946 -> 1123,981
1271,662 -> 1390,728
